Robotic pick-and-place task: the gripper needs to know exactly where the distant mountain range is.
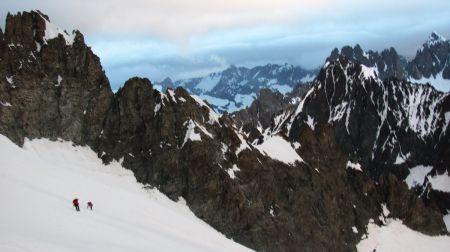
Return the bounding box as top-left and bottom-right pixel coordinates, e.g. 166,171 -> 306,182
158,32 -> 450,114
327,32 -> 450,91
155,64 -> 319,113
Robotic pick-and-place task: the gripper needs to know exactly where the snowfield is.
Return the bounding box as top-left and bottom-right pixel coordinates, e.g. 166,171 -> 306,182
1,134 -> 449,252
0,135 -> 253,252
357,219 -> 450,252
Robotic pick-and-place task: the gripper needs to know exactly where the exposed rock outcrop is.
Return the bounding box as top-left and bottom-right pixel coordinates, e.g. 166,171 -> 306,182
407,32 -> 450,80
327,33 -> 450,88
270,56 -> 450,214
0,10 -> 113,146
229,83 -> 312,144
327,45 -> 407,80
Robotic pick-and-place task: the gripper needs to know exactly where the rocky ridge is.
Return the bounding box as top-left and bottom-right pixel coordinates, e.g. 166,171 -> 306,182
229,83 -> 312,144
0,10 -> 113,146
267,56 -> 450,212
327,32 -> 450,91
227,32 -> 450,146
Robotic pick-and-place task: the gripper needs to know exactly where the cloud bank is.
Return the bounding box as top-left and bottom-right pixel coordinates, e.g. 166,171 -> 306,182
1,0 -> 449,88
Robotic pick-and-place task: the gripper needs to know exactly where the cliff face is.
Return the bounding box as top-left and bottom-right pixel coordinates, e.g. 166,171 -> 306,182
270,56 -> 450,213
327,45 -> 407,80
407,32 -> 450,80
0,11 -> 113,146
284,57 -> 448,173
0,11 -> 448,252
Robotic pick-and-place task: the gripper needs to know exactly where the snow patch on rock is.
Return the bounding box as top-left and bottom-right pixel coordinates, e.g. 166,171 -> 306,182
381,203 -> 390,217
40,14 -> 75,46
227,164 -> 240,179
181,120 -> 202,148
444,213 -> 450,232
235,133 -> 251,156
270,84 -> 292,95
360,65 -> 378,80
0,101 -> 12,107
55,75 -> 63,87
394,152 -> 410,165
346,161 -> 362,172
154,103 -> 161,115
255,135 -> 303,165
306,115 -> 316,130
427,171 -> 450,193
404,165 -> 433,189
6,75 -> 14,85
191,95 -> 220,125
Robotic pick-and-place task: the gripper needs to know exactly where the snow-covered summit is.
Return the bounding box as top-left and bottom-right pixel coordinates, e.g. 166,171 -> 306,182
327,34 -> 450,92
270,56 -> 449,174
36,11 -> 75,46
425,32 -> 447,47
155,63 -> 318,113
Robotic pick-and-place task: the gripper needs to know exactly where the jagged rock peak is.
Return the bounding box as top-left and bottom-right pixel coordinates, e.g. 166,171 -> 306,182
326,44 -> 407,81
277,57 -> 448,180
5,10 -> 79,51
0,10 -> 112,145
426,31 -> 447,46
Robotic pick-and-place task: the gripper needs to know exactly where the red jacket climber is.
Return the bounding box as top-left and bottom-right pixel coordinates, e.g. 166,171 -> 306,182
73,198 -> 80,211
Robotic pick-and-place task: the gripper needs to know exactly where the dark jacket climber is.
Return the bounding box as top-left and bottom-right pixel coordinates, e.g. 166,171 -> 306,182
87,201 -> 93,210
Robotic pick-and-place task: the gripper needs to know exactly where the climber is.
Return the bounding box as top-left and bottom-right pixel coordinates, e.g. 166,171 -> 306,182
73,198 -> 80,211
87,201 -> 93,210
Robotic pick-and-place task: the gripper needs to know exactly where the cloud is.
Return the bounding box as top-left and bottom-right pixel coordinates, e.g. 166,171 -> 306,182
1,0 -> 450,89
0,0 -> 327,42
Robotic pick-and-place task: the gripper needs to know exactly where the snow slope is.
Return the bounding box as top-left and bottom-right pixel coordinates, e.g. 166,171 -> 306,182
0,135 -> 253,252
255,135 -> 303,165
357,219 -> 450,252
411,70 -> 450,93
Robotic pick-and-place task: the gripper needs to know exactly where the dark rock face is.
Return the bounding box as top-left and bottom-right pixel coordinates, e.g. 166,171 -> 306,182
230,88 -> 288,143
100,100 -> 446,250
96,80 -> 402,251
0,11 -> 113,146
290,57 -> 447,174
229,84 -> 313,144
378,173 -> 445,235
1,11 -> 448,252
407,32 -> 450,80
270,56 -> 450,214
320,38 -> 450,214
327,45 -> 407,80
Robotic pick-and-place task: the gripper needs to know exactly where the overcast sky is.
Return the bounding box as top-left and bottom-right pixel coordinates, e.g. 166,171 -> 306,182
1,0 -> 450,89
